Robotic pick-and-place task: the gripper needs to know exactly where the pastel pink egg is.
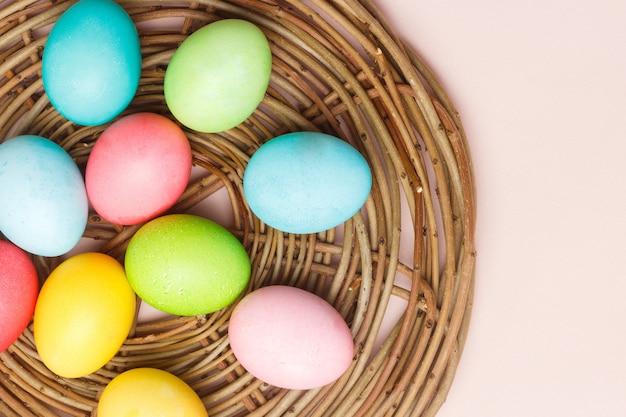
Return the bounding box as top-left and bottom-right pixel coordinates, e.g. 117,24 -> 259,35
229,285 -> 354,390
0,240 -> 39,352
86,112 -> 192,225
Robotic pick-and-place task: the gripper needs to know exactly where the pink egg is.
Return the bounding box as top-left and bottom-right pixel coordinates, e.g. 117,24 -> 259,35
0,240 -> 39,352
85,112 -> 192,225
229,285 -> 354,390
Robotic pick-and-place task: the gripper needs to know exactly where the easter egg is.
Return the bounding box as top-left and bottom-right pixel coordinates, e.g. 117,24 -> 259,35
85,112 -> 192,225
229,285 -> 354,390
0,241 -> 38,352
125,214 -> 251,316
164,19 -> 272,133
98,368 -> 207,417
42,0 -> 141,125
243,132 -> 372,234
0,135 -> 88,256
33,252 -> 136,378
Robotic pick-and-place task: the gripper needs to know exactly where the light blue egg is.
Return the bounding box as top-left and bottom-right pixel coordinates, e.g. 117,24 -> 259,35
0,136 -> 88,256
243,132 -> 372,234
42,0 -> 141,126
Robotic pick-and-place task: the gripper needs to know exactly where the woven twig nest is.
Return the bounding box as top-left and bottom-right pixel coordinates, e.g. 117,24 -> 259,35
0,0 -> 476,416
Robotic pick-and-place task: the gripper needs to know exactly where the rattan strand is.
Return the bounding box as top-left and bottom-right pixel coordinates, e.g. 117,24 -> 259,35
0,0 -> 476,416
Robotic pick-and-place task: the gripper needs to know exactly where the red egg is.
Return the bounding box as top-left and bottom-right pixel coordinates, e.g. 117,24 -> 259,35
85,112 -> 192,225
0,240 -> 39,352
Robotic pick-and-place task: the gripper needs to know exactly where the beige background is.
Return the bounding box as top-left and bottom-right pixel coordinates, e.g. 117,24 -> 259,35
376,0 -> 626,415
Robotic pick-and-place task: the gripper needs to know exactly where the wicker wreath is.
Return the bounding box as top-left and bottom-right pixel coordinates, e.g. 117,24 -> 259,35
0,0 -> 477,416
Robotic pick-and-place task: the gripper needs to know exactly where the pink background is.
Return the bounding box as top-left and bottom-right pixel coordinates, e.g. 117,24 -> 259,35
376,0 -> 626,416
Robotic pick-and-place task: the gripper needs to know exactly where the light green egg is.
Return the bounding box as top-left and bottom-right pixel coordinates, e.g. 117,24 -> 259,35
124,214 -> 251,316
164,19 -> 272,133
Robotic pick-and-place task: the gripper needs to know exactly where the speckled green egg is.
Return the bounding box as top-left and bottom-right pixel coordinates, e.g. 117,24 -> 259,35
124,214 -> 250,316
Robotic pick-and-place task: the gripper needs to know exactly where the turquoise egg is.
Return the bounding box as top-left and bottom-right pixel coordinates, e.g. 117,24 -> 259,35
243,132 -> 372,234
42,0 -> 141,126
0,136 -> 88,256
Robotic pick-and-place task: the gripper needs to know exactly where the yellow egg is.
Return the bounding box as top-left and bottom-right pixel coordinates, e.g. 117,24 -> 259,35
98,368 -> 208,417
33,252 -> 136,378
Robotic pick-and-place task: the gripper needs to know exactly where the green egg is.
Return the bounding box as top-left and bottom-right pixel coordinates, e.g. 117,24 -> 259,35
124,214 -> 251,316
164,19 -> 272,133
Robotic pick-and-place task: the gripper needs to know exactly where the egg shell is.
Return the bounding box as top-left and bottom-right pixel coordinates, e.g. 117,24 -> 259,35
228,285 -> 354,390
33,252 -> 136,378
0,135 -> 88,256
164,19 -> 272,133
85,112 -> 192,225
98,368 -> 208,417
124,214 -> 251,316
243,132 -> 372,234
0,241 -> 39,352
42,0 -> 141,126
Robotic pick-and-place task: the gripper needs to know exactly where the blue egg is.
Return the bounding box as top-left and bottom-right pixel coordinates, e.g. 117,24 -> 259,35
0,136 -> 88,256
243,132 -> 372,234
42,0 -> 141,126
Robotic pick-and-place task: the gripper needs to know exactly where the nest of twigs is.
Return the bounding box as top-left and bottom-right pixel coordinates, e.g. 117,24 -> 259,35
0,0 -> 477,416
